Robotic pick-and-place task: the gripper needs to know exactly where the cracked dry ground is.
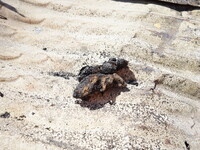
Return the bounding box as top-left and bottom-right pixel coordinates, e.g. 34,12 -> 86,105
0,0 -> 200,149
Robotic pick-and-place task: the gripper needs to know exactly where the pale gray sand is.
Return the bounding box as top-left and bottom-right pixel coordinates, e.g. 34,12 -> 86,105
0,0 -> 200,149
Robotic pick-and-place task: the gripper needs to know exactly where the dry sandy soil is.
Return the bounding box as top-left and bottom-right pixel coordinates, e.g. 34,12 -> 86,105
0,0 -> 200,149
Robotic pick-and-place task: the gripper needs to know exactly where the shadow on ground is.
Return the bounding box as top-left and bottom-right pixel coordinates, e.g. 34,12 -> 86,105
113,0 -> 200,11
76,87 -> 130,110
0,0 -> 25,17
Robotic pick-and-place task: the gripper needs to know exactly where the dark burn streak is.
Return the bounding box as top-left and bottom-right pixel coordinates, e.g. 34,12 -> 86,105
48,71 -> 76,80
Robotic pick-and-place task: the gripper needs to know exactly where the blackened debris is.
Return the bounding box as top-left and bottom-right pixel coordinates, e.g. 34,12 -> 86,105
0,92 -> 4,97
50,104 -> 55,107
116,66 -> 138,86
73,73 -> 126,99
78,58 -> 128,82
75,87 -> 130,110
19,115 -> 26,118
99,51 -> 111,58
127,79 -> 138,86
0,112 -> 10,118
45,127 -> 51,131
49,71 -> 76,80
15,115 -> 26,121
73,58 -> 138,103
43,48 -> 47,51
78,65 -> 101,81
15,117 -> 23,121
151,74 -> 169,90
185,141 -> 190,150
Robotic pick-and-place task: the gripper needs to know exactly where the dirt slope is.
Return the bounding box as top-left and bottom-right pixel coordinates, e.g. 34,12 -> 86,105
0,0 -> 200,149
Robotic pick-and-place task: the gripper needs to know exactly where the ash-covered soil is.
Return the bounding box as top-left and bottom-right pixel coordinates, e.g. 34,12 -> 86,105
0,0 -> 200,149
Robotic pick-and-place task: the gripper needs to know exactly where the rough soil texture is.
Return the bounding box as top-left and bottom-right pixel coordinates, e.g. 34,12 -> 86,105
0,0 -> 200,150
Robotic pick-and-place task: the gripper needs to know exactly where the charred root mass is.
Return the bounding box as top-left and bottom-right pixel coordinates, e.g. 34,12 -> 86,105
73,58 -> 138,105
73,73 -> 127,99
77,58 -> 128,82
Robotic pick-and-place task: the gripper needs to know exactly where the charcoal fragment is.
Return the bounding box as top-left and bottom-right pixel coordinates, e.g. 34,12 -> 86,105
0,112 -> 10,118
0,92 -> 4,97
